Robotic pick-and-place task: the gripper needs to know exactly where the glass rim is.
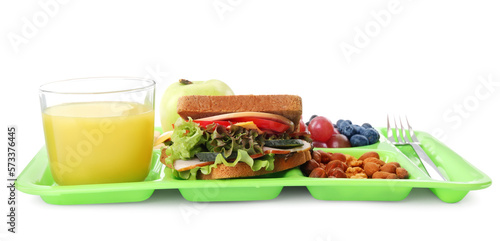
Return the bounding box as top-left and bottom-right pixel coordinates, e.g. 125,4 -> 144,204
39,76 -> 156,95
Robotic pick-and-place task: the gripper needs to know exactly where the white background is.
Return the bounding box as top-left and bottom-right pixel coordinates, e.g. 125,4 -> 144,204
1,0 -> 499,240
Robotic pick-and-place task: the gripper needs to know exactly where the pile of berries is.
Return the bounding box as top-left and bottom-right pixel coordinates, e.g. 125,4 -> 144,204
304,115 -> 380,148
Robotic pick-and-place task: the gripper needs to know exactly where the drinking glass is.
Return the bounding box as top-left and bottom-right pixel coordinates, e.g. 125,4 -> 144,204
39,77 -> 155,185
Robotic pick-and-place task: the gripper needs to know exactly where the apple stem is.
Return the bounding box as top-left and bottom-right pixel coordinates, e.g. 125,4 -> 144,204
179,79 -> 193,85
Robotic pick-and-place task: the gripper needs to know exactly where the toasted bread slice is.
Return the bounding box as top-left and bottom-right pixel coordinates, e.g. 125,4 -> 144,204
177,95 -> 302,127
196,150 -> 312,180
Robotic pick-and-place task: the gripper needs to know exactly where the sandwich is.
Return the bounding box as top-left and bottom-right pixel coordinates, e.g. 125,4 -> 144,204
159,95 -> 312,180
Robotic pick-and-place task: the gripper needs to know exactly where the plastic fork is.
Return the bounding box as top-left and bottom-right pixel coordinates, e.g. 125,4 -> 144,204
387,115 -> 447,181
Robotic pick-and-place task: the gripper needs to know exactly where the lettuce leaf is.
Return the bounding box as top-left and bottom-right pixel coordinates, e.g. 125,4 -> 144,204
205,123 -> 264,157
163,118 -> 206,166
173,150 -> 275,180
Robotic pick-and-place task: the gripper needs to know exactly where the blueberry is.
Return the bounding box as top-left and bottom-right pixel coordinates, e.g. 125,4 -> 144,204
360,128 -> 380,145
345,120 -> 352,125
338,120 -> 351,130
350,134 -> 369,147
360,126 -> 367,134
336,119 -> 345,127
340,124 -> 355,138
352,124 -> 363,135
361,123 -> 372,129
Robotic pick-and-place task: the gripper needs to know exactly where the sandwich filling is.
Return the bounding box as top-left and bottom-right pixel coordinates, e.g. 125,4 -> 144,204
160,113 -> 311,180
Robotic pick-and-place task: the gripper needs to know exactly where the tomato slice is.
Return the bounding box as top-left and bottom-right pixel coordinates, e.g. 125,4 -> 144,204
193,117 -> 290,133
227,117 -> 290,133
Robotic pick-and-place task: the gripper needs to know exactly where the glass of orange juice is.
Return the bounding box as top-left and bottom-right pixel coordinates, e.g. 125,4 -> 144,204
39,77 -> 155,185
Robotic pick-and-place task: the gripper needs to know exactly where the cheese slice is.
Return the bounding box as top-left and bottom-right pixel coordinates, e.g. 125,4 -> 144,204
154,131 -> 173,146
233,121 -> 264,134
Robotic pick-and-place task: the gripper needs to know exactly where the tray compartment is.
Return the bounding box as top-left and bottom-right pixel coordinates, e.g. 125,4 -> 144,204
379,129 -> 492,203
307,185 -> 412,201
179,186 -> 283,202
164,172 -> 286,202
41,189 -> 155,205
305,148 -> 429,201
16,149 -> 163,205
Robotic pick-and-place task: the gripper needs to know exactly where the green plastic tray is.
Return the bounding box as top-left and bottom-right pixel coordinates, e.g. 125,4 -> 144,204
16,129 -> 491,205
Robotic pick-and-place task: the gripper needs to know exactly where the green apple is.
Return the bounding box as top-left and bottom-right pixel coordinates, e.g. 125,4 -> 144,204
160,79 -> 234,132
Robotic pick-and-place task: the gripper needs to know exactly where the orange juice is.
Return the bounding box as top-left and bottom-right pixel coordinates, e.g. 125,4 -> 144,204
42,101 -> 154,185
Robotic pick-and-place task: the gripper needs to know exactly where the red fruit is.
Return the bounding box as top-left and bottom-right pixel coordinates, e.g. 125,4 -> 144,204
308,116 -> 334,142
299,117 -> 307,132
326,134 -> 351,148
312,141 -> 328,148
332,127 -> 340,135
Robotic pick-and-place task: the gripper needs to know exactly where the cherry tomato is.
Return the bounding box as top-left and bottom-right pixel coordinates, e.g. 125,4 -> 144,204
308,116 -> 334,142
